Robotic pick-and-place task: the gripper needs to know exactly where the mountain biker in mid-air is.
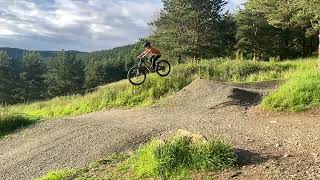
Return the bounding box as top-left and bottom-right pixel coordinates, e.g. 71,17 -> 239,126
138,42 -> 161,71
128,42 -> 170,85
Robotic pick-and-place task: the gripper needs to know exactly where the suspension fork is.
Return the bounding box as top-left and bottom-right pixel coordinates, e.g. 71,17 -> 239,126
137,59 -> 143,75
138,59 -> 142,68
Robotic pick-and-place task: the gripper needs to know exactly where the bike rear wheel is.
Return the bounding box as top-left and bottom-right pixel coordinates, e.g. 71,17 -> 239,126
127,66 -> 147,85
156,60 -> 171,77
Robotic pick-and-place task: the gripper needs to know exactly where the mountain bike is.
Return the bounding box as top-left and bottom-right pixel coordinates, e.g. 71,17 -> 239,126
127,58 -> 171,85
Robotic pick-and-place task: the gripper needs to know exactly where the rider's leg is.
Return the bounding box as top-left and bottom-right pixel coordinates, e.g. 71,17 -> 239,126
152,55 -> 161,70
149,55 -> 155,70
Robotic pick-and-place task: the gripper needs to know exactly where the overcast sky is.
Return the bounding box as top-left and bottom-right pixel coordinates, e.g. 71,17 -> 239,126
0,0 -> 245,52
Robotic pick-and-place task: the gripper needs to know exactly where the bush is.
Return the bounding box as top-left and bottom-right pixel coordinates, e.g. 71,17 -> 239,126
129,135 -> 236,178
262,69 -> 320,112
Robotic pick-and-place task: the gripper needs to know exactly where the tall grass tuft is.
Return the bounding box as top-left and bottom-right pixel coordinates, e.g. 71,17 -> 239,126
38,169 -> 77,180
128,136 -> 236,178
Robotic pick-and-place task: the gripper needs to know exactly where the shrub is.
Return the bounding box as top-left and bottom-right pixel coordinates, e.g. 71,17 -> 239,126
191,141 -> 237,171
129,135 -> 236,178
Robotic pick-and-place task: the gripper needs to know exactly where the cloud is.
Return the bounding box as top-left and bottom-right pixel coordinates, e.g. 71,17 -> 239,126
226,0 -> 246,11
0,0 -> 161,51
0,0 -> 244,51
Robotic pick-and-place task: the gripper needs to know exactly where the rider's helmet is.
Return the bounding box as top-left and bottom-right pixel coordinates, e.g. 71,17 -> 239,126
144,41 -> 151,48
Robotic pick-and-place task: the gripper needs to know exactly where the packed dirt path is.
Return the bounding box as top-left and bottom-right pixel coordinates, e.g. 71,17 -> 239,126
1,79 -> 320,180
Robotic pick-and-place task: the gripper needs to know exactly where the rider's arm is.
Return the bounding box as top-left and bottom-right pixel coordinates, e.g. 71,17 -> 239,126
139,49 -> 150,58
138,50 -> 147,58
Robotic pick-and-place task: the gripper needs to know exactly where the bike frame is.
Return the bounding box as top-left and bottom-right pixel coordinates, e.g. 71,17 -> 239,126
138,58 -> 153,72
128,58 -> 171,85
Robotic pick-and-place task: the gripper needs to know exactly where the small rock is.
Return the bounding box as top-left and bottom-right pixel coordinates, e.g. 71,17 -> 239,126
175,129 -> 208,144
245,136 -> 255,142
275,143 -> 283,147
283,153 -> 292,158
311,153 -> 319,157
269,121 -> 278,124
230,171 -> 242,178
270,160 -> 277,164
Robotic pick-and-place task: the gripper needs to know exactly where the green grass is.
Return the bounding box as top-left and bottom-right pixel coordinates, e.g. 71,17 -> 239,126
38,169 -> 77,180
0,57 -> 317,137
0,109 -> 38,137
128,136 -> 236,178
195,59 -> 297,82
262,68 -> 320,112
38,133 -> 236,179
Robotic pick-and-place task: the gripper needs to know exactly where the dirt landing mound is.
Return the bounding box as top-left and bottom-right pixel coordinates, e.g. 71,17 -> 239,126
162,78 -> 269,110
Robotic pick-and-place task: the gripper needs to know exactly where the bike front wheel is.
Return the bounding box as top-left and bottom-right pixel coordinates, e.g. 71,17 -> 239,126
127,66 -> 147,85
156,60 -> 171,77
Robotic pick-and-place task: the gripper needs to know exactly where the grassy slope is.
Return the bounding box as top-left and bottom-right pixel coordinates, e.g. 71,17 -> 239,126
262,69 -> 320,112
0,57 -> 316,136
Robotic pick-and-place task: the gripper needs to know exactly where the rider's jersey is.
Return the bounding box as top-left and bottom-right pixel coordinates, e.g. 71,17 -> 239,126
147,47 -> 161,55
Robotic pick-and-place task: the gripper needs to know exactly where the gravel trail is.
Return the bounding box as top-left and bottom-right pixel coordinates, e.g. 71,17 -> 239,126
1,79 -> 319,180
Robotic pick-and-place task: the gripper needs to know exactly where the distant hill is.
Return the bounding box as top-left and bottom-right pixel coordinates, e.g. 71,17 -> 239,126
0,45 -> 140,61
0,47 -> 84,59
78,44 -> 139,62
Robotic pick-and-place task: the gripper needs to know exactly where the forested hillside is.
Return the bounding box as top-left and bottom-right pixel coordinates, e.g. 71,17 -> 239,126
0,0 -> 318,105
0,44 -> 143,104
0,47 -> 83,59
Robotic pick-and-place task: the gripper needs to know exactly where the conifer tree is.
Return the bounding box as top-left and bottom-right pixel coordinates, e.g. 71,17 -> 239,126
21,52 -> 46,102
0,51 -> 20,104
45,51 -> 85,97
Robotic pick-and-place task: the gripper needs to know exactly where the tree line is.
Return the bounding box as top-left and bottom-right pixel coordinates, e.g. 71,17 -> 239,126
149,0 -> 319,61
0,44 -> 143,105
